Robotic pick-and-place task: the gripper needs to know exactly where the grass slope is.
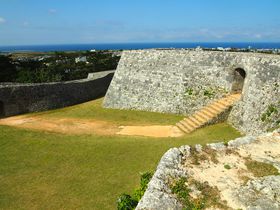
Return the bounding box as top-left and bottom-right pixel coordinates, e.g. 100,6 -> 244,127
0,98 -> 241,210
29,98 -> 183,125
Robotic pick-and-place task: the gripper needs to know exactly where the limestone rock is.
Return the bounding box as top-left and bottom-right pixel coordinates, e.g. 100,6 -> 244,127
136,132 -> 280,210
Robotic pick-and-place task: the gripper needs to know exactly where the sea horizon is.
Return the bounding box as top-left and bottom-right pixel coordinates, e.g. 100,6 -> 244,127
1,42 -> 280,52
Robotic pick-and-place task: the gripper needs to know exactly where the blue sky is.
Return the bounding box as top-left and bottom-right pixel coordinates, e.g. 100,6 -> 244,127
0,0 -> 280,45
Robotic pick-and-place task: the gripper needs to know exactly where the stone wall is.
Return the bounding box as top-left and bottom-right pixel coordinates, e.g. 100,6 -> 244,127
0,72 -> 114,117
104,50 -> 280,134
87,70 -> 115,80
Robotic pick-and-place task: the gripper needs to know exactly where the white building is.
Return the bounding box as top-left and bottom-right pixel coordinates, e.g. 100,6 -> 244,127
75,56 -> 87,63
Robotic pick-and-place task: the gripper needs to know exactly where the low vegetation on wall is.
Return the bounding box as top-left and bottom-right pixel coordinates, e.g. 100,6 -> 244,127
0,51 -> 120,83
169,177 -> 228,210
184,85 -> 229,114
260,101 -> 280,131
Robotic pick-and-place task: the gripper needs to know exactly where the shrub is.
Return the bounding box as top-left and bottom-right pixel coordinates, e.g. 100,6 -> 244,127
133,172 -> 153,201
170,177 -> 204,209
171,177 -> 190,200
170,177 -> 228,209
224,164 -> 231,170
203,89 -> 215,98
245,159 -> 279,177
185,88 -> 194,96
261,105 -> 278,122
117,172 -> 153,210
117,194 -> 138,210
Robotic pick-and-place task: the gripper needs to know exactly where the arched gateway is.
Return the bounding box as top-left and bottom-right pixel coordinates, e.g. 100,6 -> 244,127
232,68 -> 246,93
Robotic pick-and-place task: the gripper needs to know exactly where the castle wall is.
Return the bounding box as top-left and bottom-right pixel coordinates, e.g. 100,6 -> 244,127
104,50 -> 280,134
0,72 -> 114,118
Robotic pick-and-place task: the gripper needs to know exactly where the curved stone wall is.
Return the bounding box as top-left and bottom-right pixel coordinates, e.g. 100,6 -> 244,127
0,72 -> 114,118
104,50 -> 280,134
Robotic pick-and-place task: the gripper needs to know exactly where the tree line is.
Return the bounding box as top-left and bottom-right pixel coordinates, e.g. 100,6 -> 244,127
0,51 -> 120,83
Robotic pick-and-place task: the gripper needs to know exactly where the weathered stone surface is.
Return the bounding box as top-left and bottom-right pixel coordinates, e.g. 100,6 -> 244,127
236,176 -> 280,210
0,71 -> 114,117
227,136 -> 256,148
194,144 -> 203,153
136,147 -> 190,210
206,142 -> 226,150
136,132 -> 280,210
104,50 -> 280,135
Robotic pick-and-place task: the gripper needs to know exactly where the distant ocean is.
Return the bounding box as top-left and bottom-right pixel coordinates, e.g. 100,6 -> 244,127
1,42 -> 280,52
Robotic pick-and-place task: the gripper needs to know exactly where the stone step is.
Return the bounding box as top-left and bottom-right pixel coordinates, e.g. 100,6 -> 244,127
193,113 -> 208,125
176,93 -> 241,134
193,114 -> 208,124
224,98 -> 236,104
176,122 -> 191,133
214,102 -> 227,109
180,119 -> 197,130
183,118 -> 200,128
194,112 -> 209,122
221,99 -> 232,104
227,94 -> 241,101
188,116 -> 202,126
200,109 -> 216,118
207,104 -> 224,113
203,107 -> 219,116
210,104 -> 226,113
229,95 -> 241,101
217,100 -> 232,107
201,111 -> 214,120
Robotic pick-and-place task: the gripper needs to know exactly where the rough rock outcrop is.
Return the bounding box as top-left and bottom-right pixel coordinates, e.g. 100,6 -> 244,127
136,130 -> 280,210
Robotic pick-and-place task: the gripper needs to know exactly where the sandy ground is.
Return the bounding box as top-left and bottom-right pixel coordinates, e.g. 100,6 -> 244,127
0,115 -> 119,135
117,125 -> 183,138
0,115 -> 184,137
184,134 -> 280,209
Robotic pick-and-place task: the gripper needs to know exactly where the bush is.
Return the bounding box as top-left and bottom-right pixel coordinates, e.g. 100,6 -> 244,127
224,164 -> 231,170
170,177 -> 229,209
117,172 -> 153,210
261,104 -> 278,122
117,194 -> 138,210
133,172 -> 153,201
185,88 -> 194,96
203,89 -> 215,98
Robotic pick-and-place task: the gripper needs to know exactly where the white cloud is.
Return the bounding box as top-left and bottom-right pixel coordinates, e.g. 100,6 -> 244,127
23,21 -> 29,27
48,9 -> 57,14
0,17 -> 6,24
254,34 -> 262,39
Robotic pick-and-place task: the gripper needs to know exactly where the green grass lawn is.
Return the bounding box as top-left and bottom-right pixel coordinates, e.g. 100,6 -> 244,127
0,99 -> 242,210
29,98 -> 183,126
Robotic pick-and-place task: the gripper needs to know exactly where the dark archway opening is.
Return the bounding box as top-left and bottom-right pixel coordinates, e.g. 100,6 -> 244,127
232,68 -> 246,93
0,101 -> 4,118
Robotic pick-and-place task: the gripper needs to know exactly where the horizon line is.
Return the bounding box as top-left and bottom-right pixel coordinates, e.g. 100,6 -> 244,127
1,41 -> 280,48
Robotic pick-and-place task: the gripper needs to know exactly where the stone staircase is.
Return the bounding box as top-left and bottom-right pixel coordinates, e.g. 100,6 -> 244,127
176,93 -> 241,134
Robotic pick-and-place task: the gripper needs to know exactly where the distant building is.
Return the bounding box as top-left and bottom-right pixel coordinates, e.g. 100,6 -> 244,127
195,46 -> 203,51
38,55 -> 52,61
75,56 -> 87,63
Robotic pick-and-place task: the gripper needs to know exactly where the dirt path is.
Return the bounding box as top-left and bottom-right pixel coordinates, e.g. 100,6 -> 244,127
0,116 -> 184,137
117,125 -> 183,138
0,116 -> 119,135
